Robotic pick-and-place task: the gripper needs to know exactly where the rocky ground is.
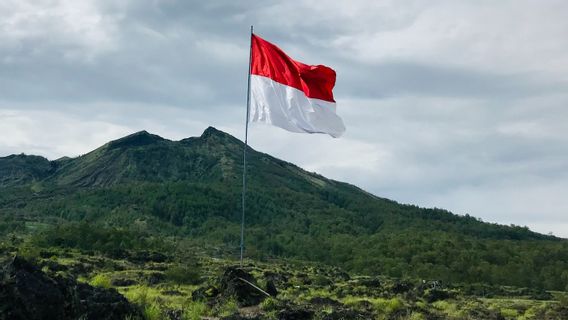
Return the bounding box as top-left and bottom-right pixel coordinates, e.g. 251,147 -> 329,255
0,255 -> 140,320
1,246 -> 568,320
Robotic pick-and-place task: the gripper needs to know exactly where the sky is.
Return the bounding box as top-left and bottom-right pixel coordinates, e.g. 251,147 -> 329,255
1,0 -> 567,237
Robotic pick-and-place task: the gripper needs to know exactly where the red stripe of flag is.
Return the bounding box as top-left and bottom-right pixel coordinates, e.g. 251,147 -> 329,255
251,34 -> 336,103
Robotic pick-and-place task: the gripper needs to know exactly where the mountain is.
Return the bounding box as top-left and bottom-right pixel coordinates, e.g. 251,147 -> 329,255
1,127 -> 567,291
0,154 -> 56,188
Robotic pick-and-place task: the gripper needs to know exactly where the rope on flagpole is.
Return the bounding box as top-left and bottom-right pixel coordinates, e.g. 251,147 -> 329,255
240,25 -> 253,266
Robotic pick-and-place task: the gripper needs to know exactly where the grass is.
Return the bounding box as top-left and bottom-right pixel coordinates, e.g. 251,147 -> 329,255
183,301 -> 208,320
89,273 -> 112,289
215,298 -> 239,317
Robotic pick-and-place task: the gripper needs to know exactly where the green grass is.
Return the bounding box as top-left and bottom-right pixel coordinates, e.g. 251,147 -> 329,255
183,301 -> 209,320
89,273 -> 112,289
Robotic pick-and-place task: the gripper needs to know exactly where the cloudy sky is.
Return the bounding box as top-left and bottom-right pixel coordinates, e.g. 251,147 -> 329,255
1,0 -> 567,237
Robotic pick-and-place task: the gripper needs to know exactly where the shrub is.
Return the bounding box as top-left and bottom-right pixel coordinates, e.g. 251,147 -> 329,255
165,264 -> 202,285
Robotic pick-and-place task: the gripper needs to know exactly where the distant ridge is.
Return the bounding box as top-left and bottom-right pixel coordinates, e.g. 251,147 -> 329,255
0,127 -> 566,290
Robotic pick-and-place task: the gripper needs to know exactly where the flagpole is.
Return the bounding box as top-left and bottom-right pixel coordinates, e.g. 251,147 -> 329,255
240,25 -> 253,266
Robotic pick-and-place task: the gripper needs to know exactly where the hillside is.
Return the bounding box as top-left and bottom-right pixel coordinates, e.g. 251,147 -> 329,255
1,127 -> 567,292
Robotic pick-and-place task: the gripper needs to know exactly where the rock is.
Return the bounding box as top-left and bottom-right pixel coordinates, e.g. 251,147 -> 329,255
145,272 -> 165,285
321,309 -> 369,320
192,285 -> 220,301
264,271 -> 290,286
111,278 -> 136,287
423,289 -> 451,303
266,279 -> 278,297
392,280 -> 413,294
308,297 -> 342,306
334,271 -> 350,281
530,290 -> 553,300
346,300 -> 374,313
74,282 -> 141,319
0,256 -> 140,320
219,266 -> 266,307
277,308 -> 314,320
41,259 -> 68,272
359,277 -> 381,288
164,308 -> 183,320
106,248 -> 129,260
312,275 -> 332,286
129,251 -> 168,263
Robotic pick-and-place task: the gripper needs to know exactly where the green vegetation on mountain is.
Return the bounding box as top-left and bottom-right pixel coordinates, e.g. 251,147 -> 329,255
1,126 -> 568,294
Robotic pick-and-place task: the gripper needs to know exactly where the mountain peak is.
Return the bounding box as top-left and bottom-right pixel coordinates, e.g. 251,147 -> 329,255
107,130 -> 166,149
195,126 -> 243,146
201,126 -> 226,138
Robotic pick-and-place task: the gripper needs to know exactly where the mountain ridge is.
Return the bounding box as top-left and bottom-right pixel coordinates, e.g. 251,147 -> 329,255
0,127 -> 559,240
1,127 -> 567,290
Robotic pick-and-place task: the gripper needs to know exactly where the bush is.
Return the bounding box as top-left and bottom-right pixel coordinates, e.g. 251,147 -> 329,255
164,264 -> 202,285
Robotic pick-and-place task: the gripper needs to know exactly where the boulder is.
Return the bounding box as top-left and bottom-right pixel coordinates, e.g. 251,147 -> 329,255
219,266 -> 266,307
359,277 -> 381,288
0,256 -> 140,320
423,289 -> 451,303
391,280 -> 413,294
321,309 -> 370,320
192,285 -> 220,302
308,297 -> 342,307
266,279 -> 278,297
277,307 -> 314,320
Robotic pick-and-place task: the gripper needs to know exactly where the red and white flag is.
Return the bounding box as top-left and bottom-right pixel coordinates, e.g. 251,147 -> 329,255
249,34 -> 345,138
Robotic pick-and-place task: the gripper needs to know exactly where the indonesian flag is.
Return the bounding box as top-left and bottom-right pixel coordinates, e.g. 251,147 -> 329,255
249,34 -> 346,138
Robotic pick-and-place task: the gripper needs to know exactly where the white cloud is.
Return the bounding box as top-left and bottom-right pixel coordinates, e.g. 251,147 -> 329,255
0,0 -> 118,62
0,108 -> 131,159
332,0 -> 568,77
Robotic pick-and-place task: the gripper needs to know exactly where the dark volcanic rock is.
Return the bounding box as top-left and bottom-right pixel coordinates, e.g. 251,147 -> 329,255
308,297 -> 342,306
266,279 -> 278,297
0,256 -> 140,320
423,289 -> 452,303
391,280 -> 413,294
129,250 -> 168,263
359,277 -> 381,288
192,285 -> 220,302
111,278 -> 137,287
145,272 -> 166,285
321,309 -> 370,320
277,308 -> 314,320
219,266 -> 266,307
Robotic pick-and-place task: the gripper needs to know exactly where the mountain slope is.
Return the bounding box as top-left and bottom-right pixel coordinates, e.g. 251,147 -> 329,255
1,127 -> 567,291
0,154 -> 56,188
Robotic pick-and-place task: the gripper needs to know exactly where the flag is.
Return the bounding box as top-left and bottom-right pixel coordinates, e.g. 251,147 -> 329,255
249,34 -> 346,138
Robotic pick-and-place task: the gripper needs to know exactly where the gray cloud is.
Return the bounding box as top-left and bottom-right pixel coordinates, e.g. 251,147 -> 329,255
1,0 -> 568,237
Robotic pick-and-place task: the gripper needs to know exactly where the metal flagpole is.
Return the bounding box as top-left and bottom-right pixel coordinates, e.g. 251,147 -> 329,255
240,25 -> 253,265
